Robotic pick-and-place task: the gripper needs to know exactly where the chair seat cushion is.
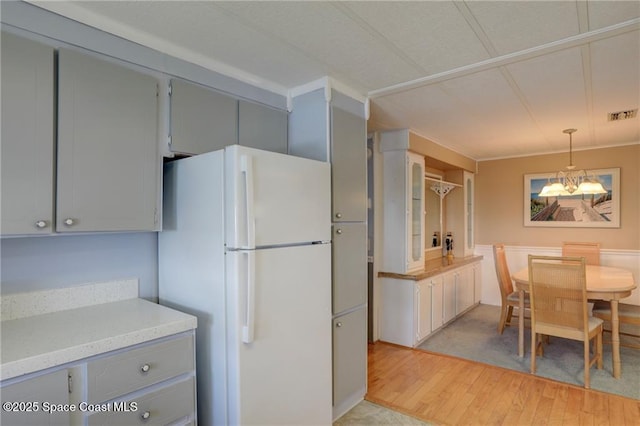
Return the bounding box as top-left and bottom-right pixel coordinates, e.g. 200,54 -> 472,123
506,291 -> 529,304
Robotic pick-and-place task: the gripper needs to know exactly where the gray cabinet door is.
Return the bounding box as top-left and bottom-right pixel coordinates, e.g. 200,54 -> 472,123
330,106 -> 366,222
1,32 -> 55,235
57,49 -> 159,232
1,369 -> 70,426
332,222 -> 367,314
333,308 -> 367,409
170,78 -> 238,155
238,100 -> 287,153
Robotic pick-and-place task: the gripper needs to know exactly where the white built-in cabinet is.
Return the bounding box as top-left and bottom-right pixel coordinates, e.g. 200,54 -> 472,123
379,261 -> 481,348
169,78 -> 288,155
57,49 -> 160,233
1,32 -> 55,235
416,279 -> 432,343
382,148 -> 425,273
445,170 -> 475,258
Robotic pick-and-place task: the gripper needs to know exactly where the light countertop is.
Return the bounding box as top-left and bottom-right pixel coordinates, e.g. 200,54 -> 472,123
378,255 -> 483,281
1,281 -> 197,381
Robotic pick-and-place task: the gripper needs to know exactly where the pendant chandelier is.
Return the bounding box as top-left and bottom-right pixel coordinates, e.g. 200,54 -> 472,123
538,129 -> 607,197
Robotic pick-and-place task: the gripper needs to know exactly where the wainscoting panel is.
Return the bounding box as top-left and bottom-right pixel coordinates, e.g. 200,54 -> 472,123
476,244 -> 640,307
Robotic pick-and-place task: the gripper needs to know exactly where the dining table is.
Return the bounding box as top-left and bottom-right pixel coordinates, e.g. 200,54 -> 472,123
512,264 -> 636,379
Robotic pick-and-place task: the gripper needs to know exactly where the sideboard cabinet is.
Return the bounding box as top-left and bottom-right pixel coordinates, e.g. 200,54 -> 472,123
379,261 -> 481,348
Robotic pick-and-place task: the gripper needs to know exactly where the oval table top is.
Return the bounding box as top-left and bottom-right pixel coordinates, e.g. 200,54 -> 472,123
512,264 -> 636,293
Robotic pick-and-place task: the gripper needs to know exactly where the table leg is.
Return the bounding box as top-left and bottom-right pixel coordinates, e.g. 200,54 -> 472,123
519,289 -> 524,357
611,300 -> 621,379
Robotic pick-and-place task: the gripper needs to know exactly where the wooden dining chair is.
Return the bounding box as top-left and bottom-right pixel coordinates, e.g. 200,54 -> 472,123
562,242 -> 601,265
592,301 -> 640,349
528,255 -> 603,389
493,244 -> 530,334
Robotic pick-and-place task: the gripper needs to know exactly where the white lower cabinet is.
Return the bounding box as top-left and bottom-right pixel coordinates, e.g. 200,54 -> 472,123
443,271 -> 457,324
380,261 -> 481,348
0,332 -> 196,426
430,276 -> 444,332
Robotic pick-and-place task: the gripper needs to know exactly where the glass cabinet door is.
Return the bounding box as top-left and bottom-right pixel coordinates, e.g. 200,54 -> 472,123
407,153 -> 425,271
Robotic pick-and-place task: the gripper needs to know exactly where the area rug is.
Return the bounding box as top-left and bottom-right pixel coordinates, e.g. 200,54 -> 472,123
417,304 -> 639,400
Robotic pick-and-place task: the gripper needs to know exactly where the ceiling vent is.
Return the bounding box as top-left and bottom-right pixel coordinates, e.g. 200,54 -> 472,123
608,109 -> 637,121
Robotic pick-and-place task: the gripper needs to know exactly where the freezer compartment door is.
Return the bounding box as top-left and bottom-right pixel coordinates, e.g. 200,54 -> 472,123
226,243 -> 332,425
225,145 -> 331,249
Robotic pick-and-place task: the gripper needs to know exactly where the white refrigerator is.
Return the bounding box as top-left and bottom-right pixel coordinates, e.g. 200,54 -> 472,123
159,145 -> 332,426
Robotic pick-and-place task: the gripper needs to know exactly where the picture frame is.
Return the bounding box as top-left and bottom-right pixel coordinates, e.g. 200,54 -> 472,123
524,167 -> 620,228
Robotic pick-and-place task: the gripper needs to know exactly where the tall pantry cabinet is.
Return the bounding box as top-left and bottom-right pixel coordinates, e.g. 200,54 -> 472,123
289,86 -> 367,421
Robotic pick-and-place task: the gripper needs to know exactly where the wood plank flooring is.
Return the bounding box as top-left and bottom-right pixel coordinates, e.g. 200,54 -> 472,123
365,342 -> 640,425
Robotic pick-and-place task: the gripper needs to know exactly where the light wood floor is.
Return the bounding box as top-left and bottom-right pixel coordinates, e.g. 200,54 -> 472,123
366,342 -> 640,426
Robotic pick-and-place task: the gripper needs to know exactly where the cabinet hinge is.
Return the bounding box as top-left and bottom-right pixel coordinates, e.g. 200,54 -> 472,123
68,373 -> 73,394
167,134 -> 172,147
168,82 -> 172,96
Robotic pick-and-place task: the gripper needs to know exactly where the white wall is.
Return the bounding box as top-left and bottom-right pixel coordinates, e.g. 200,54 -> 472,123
476,244 -> 640,307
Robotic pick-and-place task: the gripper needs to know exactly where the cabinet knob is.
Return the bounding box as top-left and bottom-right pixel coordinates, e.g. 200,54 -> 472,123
140,364 -> 151,373
336,322 -> 342,328
63,218 -> 75,226
35,220 -> 48,229
335,212 -> 342,219
140,411 -> 151,420
336,229 -> 343,235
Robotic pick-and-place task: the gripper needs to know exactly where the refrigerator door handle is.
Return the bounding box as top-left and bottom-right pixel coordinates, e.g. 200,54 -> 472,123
241,250 -> 256,344
240,154 -> 256,249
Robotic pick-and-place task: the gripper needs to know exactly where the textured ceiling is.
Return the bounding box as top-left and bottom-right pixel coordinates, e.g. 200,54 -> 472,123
29,1 -> 640,160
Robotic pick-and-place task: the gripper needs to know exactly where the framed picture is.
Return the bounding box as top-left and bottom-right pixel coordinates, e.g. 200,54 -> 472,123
524,167 -> 620,228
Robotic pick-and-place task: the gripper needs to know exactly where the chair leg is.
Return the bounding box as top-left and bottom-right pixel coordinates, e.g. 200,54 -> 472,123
584,339 -> 590,389
498,305 -> 513,334
596,330 -> 603,370
530,330 -> 537,374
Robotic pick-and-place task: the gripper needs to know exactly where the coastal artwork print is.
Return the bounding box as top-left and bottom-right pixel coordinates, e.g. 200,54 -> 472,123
523,168 -> 620,228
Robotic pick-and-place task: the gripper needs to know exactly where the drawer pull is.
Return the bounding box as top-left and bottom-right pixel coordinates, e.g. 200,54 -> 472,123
140,364 -> 151,373
141,411 -> 151,421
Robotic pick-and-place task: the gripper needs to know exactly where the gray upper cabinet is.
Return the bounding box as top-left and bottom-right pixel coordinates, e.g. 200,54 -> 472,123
1,32 -> 55,235
330,106 -> 367,223
238,100 -> 287,153
170,78 -> 238,155
57,49 -> 160,232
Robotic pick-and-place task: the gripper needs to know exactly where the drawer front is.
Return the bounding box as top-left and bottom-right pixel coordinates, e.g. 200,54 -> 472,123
87,376 -> 195,426
87,334 -> 194,403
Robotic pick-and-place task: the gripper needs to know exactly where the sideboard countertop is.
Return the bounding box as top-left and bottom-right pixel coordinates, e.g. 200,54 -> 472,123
378,255 -> 484,281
